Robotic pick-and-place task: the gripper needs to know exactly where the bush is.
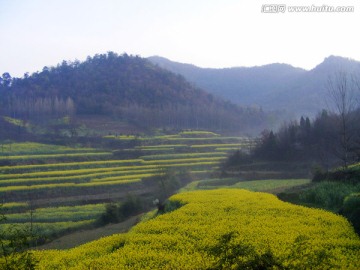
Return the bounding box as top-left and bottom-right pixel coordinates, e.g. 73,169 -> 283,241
100,203 -> 120,224
0,206 -> 38,269
299,182 -> 360,210
312,164 -> 360,184
159,200 -> 183,213
343,193 -> 360,213
311,164 -> 328,182
342,193 -> 360,234
223,150 -> 252,169
118,195 -> 143,219
98,195 -> 143,225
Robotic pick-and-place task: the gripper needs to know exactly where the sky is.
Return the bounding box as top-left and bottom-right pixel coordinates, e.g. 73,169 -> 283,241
0,0 -> 359,78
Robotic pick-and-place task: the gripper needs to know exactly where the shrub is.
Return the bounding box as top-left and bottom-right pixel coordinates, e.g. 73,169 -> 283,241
299,182 -> 359,210
312,163 -> 360,184
118,195 -> 143,219
0,206 -> 38,270
98,195 -> 143,225
342,193 -> 360,234
99,203 -> 120,224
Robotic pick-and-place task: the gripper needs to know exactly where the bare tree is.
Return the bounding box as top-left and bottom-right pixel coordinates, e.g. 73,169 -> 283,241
326,71 -> 358,168
352,73 -> 360,160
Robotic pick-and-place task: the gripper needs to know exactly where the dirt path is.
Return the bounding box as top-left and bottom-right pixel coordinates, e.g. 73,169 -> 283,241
35,215 -> 142,250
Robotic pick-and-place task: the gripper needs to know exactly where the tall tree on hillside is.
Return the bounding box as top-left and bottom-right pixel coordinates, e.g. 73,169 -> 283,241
1,73 -> 12,87
326,71 -> 358,168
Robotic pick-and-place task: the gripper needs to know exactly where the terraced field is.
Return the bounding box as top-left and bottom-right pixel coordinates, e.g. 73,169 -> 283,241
181,178 -> 311,193
0,131 -> 252,242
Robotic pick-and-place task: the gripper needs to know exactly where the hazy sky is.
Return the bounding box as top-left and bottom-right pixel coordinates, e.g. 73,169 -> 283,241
1,0 -> 359,77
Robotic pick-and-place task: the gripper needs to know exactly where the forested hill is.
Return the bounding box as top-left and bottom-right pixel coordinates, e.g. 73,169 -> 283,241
0,52 -> 268,133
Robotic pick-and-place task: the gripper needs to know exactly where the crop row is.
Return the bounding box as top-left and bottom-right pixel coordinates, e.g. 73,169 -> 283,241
0,162 -> 219,196
0,159 -> 143,174
3,204 -> 105,223
0,165 -> 162,180
140,151 -> 227,160
0,155 -> 224,183
0,178 -> 142,194
142,156 -> 226,165
0,168 -> 160,186
105,131 -> 247,144
0,152 -> 112,161
134,144 -> 186,149
0,142 -> 97,155
190,143 -> 245,148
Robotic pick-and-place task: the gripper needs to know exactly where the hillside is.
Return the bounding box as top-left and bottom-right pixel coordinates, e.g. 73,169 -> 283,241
149,55 -> 360,118
0,53 -> 268,136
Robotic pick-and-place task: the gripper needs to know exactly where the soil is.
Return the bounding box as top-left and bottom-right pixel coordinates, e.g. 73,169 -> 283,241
34,214 -> 142,250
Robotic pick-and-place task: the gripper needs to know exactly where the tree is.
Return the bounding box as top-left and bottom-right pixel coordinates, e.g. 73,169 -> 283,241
326,71 -> 358,168
254,130 -> 280,160
0,205 -> 38,269
1,73 -> 12,87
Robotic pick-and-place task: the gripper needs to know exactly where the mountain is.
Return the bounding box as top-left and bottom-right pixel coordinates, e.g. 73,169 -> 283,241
0,52 -> 268,134
148,55 -> 360,117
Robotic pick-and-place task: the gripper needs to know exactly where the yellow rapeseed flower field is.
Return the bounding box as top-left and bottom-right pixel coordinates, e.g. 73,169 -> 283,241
33,189 -> 360,269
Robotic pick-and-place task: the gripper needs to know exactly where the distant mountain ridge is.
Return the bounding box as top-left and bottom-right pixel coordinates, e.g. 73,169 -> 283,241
148,55 -> 360,117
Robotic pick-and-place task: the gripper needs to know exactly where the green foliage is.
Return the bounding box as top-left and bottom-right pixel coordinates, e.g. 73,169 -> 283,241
0,205 -> 38,270
313,163 -> 360,184
249,110 -> 360,169
98,195 -> 143,225
299,182 -> 360,210
157,200 -> 184,214
100,203 -> 120,224
118,195 -> 143,219
223,150 -> 252,169
343,193 -> 360,213
342,193 -> 360,234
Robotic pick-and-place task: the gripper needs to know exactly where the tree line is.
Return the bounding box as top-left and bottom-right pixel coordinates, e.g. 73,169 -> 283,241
226,71 -> 360,170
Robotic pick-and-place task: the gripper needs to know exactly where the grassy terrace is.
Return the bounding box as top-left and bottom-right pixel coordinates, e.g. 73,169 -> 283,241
181,178 -> 311,192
